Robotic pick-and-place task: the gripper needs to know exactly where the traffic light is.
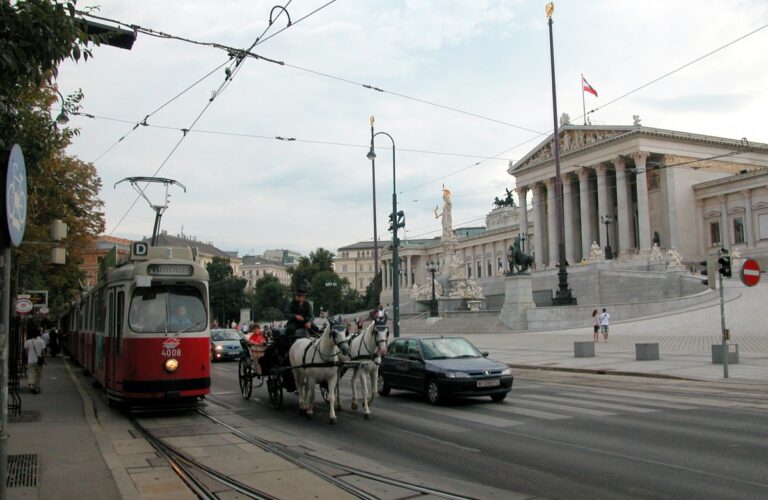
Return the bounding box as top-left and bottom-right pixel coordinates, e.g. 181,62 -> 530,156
700,258 -> 716,290
396,210 -> 405,229
388,212 -> 396,232
389,211 -> 406,231
718,256 -> 732,278
700,260 -> 708,287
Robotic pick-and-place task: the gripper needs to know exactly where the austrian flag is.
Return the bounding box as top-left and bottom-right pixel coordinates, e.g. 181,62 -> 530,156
582,76 -> 598,97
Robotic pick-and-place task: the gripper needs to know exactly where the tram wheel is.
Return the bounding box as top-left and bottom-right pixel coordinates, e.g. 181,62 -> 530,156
267,372 -> 283,409
238,357 -> 253,400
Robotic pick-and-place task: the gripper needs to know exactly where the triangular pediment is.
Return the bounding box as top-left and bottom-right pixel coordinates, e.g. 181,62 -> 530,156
510,126 -> 637,173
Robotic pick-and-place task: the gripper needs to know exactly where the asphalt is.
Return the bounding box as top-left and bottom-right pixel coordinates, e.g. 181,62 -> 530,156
7,279 -> 767,498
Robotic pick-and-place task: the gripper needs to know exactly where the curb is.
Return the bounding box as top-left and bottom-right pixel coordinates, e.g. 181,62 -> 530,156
507,363 -> 698,381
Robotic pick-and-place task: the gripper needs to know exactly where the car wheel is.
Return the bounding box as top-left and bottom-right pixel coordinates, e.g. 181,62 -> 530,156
491,392 -> 507,402
426,379 -> 441,405
377,374 -> 391,396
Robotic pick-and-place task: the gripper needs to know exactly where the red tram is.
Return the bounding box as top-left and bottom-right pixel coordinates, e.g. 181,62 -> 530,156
64,242 -> 211,407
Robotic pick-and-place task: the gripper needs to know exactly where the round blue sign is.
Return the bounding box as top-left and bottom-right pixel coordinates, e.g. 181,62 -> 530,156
6,144 -> 27,247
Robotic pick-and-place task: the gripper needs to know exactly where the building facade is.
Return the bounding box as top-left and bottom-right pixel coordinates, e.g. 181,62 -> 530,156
79,235 -> 132,288
240,255 -> 291,290
509,123 -> 768,267
151,231 -> 241,275
335,241 -> 388,293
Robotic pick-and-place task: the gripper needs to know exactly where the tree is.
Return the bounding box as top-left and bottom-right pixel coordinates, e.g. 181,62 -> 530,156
310,270 -> 344,315
362,272 -> 382,310
206,257 -> 247,326
287,247 -> 335,293
249,274 -> 288,321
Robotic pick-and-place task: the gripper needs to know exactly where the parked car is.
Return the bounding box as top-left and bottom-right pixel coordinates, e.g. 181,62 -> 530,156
377,336 -> 513,405
210,329 -> 244,361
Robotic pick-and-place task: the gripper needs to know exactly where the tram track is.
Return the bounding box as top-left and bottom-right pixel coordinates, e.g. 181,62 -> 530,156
132,417 -> 279,500
197,409 -> 474,500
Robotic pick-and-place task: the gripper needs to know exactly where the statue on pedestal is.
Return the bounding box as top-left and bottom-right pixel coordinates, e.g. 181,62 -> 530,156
506,234 -> 534,274
589,241 -> 604,261
650,243 -> 664,261
434,187 -> 456,242
666,247 -> 683,267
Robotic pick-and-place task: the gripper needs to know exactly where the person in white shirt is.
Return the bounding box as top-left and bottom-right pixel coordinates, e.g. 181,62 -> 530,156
24,330 -> 46,394
598,308 -> 610,342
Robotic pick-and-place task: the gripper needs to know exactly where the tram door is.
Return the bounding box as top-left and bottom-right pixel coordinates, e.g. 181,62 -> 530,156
107,288 -> 125,389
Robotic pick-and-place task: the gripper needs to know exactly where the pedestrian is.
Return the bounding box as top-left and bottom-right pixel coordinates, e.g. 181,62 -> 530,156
49,327 -> 60,357
598,308 -> 610,342
24,330 -> 46,394
41,327 -> 50,355
592,309 -> 600,342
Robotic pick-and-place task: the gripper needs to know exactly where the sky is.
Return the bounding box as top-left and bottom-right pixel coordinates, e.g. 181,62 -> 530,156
57,0 -> 768,256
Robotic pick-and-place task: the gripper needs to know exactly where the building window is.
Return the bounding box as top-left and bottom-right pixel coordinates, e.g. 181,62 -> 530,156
368,264 -> 372,272
709,221 -> 720,247
342,265 -> 347,272
759,213 -> 768,240
487,261 -> 492,277
467,264 -> 472,278
476,261 -> 482,278
733,217 -> 745,244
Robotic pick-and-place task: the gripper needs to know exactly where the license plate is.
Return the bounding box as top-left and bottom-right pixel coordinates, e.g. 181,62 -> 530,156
477,379 -> 500,388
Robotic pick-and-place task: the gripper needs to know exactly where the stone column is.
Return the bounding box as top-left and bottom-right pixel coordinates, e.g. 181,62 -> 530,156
718,195 -> 729,246
613,157 -> 631,255
696,200 -> 705,257
562,174 -> 575,263
577,167 -> 592,259
633,151 -> 652,252
546,178 -> 558,266
517,185 -> 529,239
532,182 -> 545,268
596,164 -> 609,247
742,190 -> 754,247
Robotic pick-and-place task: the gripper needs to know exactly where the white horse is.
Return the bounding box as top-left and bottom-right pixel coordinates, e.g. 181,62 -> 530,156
289,322 -> 350,424
347,321 -> 388,419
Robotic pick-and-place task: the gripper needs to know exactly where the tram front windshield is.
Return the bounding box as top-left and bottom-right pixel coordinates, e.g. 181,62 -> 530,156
129,286 -> 207,333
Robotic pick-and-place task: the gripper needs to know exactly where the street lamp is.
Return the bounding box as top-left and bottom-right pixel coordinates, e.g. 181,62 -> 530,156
55,89 -> 69,125
425,261 -> 439,317
324,281 -> 338,316
601,215 -> 613,260
368,116 -> 380,304
545,3 -> 576,305
367,119 -> 402,337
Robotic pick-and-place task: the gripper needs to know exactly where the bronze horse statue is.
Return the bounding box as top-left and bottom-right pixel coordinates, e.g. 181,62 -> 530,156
506,235 -> 534,274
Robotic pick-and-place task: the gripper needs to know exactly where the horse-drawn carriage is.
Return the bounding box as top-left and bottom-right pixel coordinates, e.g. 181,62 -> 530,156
237,319 -> 389,423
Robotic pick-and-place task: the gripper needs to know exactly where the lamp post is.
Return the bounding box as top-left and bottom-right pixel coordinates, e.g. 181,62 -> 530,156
367,120 -> 402,337
520,233 -> 527,253
601,215 -> 613,260
55,90 -> 69,125
545,3 -> 576,305
324,281 -> 338,316
368,117 -> 380,304
425,261 -> 439,317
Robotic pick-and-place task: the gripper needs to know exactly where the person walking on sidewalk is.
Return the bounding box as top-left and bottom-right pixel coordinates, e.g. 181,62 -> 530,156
592,309 -> 600,342
24,330 -> 46,393
598,308 -> 610,342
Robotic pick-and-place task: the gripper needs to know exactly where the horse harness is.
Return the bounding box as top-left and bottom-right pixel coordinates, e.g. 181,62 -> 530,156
349,326 -> 388,366
299,331 -> 348,368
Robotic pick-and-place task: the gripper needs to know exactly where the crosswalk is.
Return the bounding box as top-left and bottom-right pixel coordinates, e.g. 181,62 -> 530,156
359,388 -> 702,430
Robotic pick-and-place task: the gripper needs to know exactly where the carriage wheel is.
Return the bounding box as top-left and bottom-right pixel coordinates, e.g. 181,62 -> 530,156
267,372 -> 283,409
238,357 -> 253,400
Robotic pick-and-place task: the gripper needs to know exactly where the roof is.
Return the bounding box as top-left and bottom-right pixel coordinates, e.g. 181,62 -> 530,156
510,124 -> 768,175
149,232 -> 233,259
241,255 -> 287,268
337,241 -> 389,251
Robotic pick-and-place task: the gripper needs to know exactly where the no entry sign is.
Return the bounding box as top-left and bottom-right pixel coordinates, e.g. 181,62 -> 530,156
740,258 -> 761,287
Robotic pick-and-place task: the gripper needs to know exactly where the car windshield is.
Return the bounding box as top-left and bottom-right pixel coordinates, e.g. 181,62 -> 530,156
420,338 -> 482,360
129,286 -> 207,333
211,329 -> 240,341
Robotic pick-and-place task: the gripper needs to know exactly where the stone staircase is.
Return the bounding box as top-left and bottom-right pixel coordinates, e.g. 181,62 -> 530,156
400,311 -> 508,335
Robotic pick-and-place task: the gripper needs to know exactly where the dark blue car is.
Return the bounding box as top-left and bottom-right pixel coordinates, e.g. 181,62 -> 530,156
377,336 -> 513,405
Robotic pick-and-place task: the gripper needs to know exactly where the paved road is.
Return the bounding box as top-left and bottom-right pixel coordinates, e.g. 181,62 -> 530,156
208,362 -> 768,499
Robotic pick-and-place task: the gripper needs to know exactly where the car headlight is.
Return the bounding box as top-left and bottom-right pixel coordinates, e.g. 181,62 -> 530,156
164,358 -> 179,373
446,371 -> 471,378
215,345 -> 224,351
501,367 -> 513,375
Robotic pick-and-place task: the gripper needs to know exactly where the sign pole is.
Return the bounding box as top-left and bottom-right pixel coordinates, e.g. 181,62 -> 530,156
719,270 -> 728,379
0,247 -> 11,500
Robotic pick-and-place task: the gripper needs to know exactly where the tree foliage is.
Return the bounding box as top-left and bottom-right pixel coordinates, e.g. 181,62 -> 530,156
248,274 -> 289,321
287,247 -> 365,315
206,257 -> 247,326
287,247 -> 335,293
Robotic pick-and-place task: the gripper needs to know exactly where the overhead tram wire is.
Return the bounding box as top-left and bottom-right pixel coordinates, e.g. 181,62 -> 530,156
70,110 -> 517,161
90,59 -> 232,163
108,2 -> 298,236
580,22 -> 768,122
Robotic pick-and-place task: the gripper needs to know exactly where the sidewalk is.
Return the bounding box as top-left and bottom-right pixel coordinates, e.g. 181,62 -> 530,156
406,280 -> 768,383
6,356 -> 360,499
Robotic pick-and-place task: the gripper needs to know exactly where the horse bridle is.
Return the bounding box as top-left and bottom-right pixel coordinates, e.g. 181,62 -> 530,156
357,325 -> 388,362
311,327 -> 348,363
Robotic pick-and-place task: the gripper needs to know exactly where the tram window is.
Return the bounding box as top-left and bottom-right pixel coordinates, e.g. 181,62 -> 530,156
108,291 -> 115,339
129,286 -> 206,333
96,288 -> 106,333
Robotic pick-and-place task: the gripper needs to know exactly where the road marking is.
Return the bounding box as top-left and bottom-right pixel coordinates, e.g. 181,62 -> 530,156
211,391 -> 236,396
481,403 -> 570,420
513,398 -> 616,416
523,394 -> 658,413
396,427 -> 480,453
398,403 -> 524,428
373,407 -> 469,433
568,392 -> 697,410
588,389 -> 719,407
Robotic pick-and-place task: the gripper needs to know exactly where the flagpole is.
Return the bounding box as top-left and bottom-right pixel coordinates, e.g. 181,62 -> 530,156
581,74 -> 586,125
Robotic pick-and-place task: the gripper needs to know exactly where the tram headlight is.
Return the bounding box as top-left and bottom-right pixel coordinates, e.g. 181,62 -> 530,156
164,358 -> 179,373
